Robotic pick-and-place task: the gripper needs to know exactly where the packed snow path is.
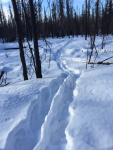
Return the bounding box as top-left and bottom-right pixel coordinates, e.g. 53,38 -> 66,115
0,73 -> 68,150
34,38 -> 81,150
34,73 -> 80,150
34,37 -> 113,150
0,36 -> 113,150
0,37 -> 80,150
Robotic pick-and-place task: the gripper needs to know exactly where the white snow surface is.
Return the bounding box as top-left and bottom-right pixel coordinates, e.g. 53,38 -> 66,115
0,36 -> 113,150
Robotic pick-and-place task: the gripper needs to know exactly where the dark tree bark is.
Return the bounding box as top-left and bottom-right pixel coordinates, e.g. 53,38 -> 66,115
21,0 -> 32,41
11,0 -> 28,80
44,7 -> 48,37
107,0 -> 112,35
29,0 -> 42,78
52,1 -> 57,37
21,0 -> 36,74
8,4 -> 16,42
85,0 -> 87,40
95,0 -> 99,36
0,4 -> 7,43
58,0 -> 65,37
37,0 -> 42,39
66,0 -> 70,37
87,0 -> 90,36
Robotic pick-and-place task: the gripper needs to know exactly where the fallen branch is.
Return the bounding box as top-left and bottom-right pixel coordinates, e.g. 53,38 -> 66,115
88,62 -> 113,65
4,47 -> 27,50
100,56 -> 113,63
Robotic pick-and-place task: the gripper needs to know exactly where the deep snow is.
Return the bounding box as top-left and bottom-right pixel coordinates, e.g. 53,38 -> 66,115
0,36 -> 113,150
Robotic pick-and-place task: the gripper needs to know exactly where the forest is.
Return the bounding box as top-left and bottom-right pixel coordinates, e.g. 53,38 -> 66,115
0,1 -> 113,150
0,0 -> 113,41
0,0 -> 113,81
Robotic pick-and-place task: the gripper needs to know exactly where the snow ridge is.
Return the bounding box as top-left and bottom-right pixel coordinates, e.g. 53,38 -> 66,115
55,37 -> 74,72
65,74 -> 81,150
34,73 -> 80,150
0,73 -> 67,150
34,38 -> 81,150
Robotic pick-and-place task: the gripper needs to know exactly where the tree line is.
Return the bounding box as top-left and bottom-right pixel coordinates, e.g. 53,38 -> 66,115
0,0 -> 113,82
0,0 -> 113,42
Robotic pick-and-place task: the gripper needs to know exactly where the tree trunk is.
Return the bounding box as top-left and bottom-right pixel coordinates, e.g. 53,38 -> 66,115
96,0 -> 99,36
85,0 -> 87,40
29,0 -> 42,78
11,0 -> 28,80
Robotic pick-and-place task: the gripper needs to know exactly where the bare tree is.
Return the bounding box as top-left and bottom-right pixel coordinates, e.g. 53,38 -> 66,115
29,0 -> 42,78
85,0 -> 87,40
11,0 -> 28,80
87,0 -> 90,36
66,0 -> 70,37
95,0 -> 100,36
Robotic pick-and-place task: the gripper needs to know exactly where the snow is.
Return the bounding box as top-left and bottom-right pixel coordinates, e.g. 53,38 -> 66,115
66,66 -> 113,150
33,73 -> 80,150
0,35 -> 113,150
0,73 -> 67,150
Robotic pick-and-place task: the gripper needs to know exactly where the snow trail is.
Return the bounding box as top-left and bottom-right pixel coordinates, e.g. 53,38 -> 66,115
0,37 -> 79,150
34,73 -> 80,150
54,37 -> 74,72
0,73 -> 67,150
33,37 -> 81,150
1,36 -> 113,150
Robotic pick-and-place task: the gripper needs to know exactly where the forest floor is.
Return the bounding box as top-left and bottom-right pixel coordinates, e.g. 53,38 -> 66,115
0,36 -> 113,150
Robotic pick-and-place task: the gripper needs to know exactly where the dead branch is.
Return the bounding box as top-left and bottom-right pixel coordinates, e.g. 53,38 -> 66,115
4,47 -> 27,50
0,71 -> 11,87
100,56 -> 113,63
0,71 -> 5,80
88,35 -> 95,63
86,49 -> 88,69
88,62 -> 113,65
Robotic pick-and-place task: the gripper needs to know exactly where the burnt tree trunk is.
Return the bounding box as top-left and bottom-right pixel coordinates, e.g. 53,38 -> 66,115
11,0 -> 28,80
29,0 -> 42,78
66,0 -> 70,37
96,0 -> 99,36
85,0 -> 87,40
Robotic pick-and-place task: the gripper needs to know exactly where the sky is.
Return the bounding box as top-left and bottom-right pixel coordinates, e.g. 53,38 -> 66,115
1,0 -> 85,18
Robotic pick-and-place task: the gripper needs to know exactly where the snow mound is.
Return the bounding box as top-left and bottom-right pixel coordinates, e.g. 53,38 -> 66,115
0,73 -> 67,150
65,66 -> 113,150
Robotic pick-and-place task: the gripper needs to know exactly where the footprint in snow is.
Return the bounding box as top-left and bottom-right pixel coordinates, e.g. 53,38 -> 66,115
5,117 -> 13,122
